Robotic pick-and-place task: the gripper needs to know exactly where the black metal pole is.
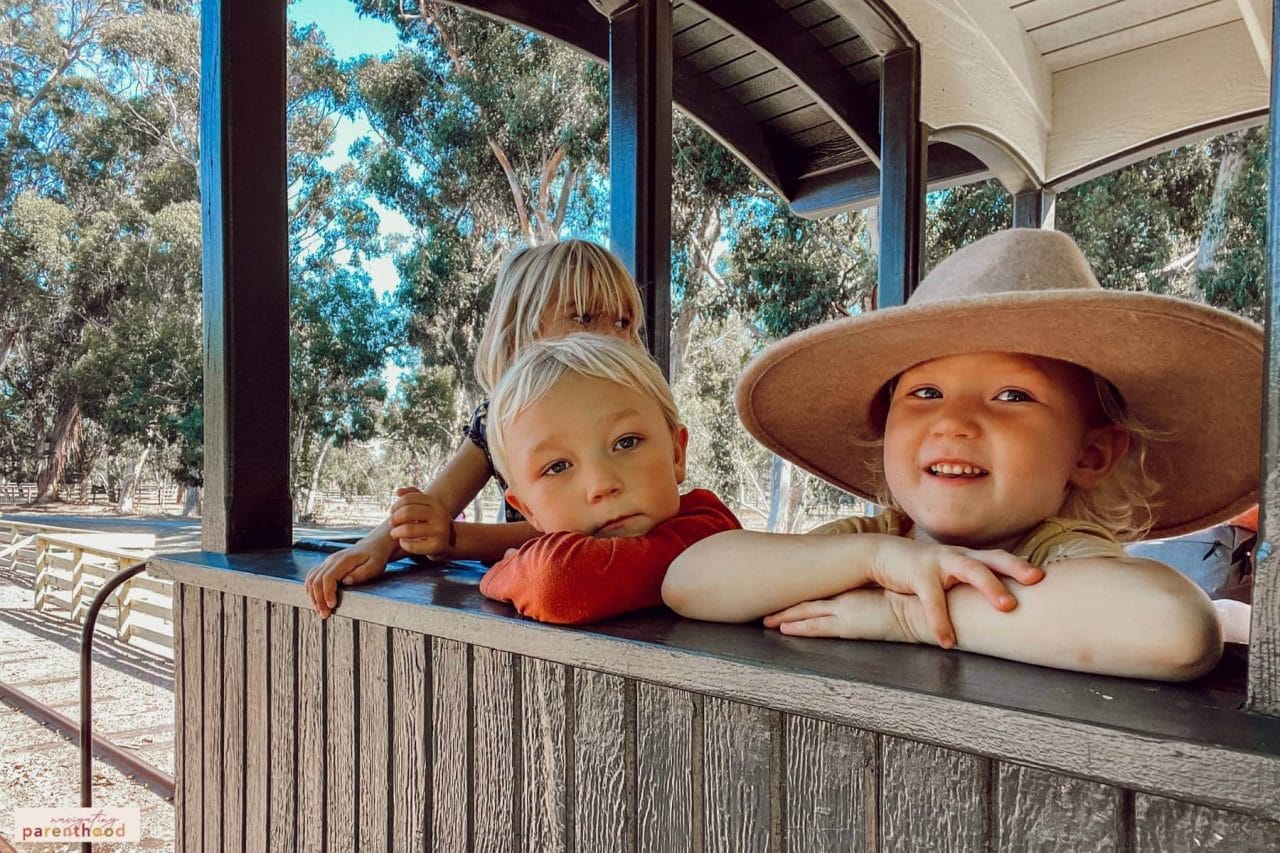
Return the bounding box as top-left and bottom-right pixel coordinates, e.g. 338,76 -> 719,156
602,0 -> 673,375
878,47 -> 926,307
80,562 -> 150,852
1248,0 -> 1280,717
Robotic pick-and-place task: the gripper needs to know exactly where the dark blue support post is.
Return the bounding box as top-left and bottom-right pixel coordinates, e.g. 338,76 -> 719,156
200,0 -> 292,550
1249,0 -> 1280,716
878,47 -> 926,308
598,0 -> 673,375
1013,188 -> 1056,230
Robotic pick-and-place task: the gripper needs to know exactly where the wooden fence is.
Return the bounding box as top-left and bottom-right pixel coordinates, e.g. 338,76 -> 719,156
0,481 -> 181,506
2,520 -> 172,653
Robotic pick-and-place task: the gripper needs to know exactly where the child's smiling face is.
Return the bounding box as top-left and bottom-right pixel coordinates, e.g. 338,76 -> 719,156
503,374 -> 688,538
882,352 -> 1127,549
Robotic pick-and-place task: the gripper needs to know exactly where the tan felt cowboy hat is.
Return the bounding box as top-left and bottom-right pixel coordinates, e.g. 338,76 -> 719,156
735,228 -> 1263,540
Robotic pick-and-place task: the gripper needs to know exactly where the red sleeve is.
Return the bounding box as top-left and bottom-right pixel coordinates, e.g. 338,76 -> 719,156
479,489 -> 740,624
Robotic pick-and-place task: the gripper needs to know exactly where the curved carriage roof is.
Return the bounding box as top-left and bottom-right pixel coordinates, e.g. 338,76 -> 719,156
450,0 -> 1270,215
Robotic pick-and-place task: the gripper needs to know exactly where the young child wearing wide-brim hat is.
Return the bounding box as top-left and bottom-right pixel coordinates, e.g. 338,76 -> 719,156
663,228 -> 1262,681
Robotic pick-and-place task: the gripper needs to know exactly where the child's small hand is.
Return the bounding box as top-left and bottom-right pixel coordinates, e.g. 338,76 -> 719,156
765,538 -> 1043,647
765,589 -> 906,641
865,538 -> 1044,646
389,486 -> 457,559
304,541 -> 390,619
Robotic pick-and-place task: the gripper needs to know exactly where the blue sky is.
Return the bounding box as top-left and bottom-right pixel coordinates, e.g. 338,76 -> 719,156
291,0 -> 409,298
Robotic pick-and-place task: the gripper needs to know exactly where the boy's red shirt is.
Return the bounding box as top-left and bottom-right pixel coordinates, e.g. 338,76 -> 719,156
479,488 -> 740,625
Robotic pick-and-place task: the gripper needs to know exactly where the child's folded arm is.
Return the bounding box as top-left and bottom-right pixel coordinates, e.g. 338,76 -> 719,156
482,502 -> 737,625
663,530 -> 891,622
775,554 -> 1222,681
447,521 -> 538,562
663,531 -> 1041,639
941,554 -> 1222,680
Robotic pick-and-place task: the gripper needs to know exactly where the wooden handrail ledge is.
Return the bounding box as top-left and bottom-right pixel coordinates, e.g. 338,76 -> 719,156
153,547 -> 1280,828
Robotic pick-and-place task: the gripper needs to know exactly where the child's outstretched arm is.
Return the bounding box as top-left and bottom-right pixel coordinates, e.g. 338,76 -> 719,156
768,554 -> 1222,681
305,440 -> 498,618
662,530 -> 1044,648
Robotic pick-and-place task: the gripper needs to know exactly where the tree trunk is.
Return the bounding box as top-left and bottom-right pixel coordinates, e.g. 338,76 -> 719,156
35,400 -> 81,502
181,485 -> 202,517
670,299 -> 697,384
766,455 -> 789,532
116,445 -> 151,514
302,437 -> 334,520
783,468 -> 807,533
1192,137 -> 1247,296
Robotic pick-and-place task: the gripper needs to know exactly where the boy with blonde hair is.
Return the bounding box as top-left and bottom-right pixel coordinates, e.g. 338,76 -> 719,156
478,333 -> 740,623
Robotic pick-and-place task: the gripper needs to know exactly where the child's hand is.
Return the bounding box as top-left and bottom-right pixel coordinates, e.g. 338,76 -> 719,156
389,486 -> 457,559
766,539 -> 1043,648
304,541 -> 391,619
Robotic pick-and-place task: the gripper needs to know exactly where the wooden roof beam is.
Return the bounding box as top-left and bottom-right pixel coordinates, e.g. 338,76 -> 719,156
789,141 -> 986,219
878,0 -> 1051,184
1236,0 -> 1273,78
690,0 -> 883,166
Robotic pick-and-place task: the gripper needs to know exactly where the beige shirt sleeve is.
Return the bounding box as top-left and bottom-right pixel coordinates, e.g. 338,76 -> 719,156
808,512 -> 1122,570
808,509 -> 906,538
1010,517 -> 1125,567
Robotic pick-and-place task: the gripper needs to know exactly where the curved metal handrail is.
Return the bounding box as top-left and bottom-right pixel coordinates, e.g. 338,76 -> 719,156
79,560 -> 150,852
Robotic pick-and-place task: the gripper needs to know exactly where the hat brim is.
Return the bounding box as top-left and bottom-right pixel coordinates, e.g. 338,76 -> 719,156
735,290 -> 1263,540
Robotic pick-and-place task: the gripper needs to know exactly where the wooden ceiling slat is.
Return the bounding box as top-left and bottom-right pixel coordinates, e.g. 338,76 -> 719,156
672,15 -> 713,39
763,101 -> 828,131
726,66 -> 792,97
1032,0 -> 1213,53
680,31 -> 736,61
690,0 -> 881,159
800,134 -> 866,177
1044,1 -> 1237,70
791,119 -> 850,150
742,82 -> 801,108
1011,0 -> 1117,33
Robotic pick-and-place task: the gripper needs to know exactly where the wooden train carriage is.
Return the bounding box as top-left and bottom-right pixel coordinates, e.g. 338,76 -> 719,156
155,0 -> 1280,849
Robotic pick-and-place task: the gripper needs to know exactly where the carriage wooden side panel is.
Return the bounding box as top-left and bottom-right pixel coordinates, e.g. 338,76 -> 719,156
163,566 -> 1280,853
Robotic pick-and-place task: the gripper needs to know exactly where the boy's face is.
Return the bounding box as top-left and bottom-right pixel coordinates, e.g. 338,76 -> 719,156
503,374 -> 688,538
882,352 -> 1125,549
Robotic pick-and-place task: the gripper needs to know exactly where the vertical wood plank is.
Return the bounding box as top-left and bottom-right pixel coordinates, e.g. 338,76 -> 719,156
1134,793 -> 1280,851
327,615 -> 357,850
473,646 -> 518,853
392,629 -> 430,852
522,658 -> 569,852
181,585 -> 203,853
1253,0 -> 1280,715
221,595 -> 245,853
574,670 -> 629,853
996,762 -> 1122,852
360,622 -> 391,853
172,585 -> 186,852
703,697 -> 775,853
268,602 -> 297,851
880,737 -> 988,853
202,590 -> 223,853
432,638 -> 471,853
243,598 -> 269,852
784,714 -> 874,851
636,682 -> 695,853
297,607 -> 326,852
